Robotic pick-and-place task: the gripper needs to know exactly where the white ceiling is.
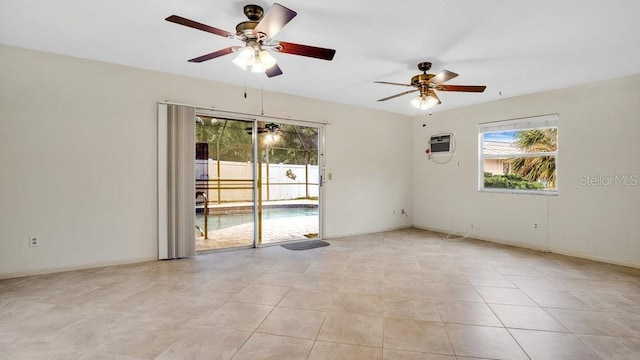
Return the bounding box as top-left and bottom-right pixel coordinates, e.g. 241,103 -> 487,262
2,0 -> 640,115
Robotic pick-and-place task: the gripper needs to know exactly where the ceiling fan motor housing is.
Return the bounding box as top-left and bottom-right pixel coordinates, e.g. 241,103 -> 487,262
411,73 -> 435,86
237,5 -> 264,39
236,21 -> 259,38
412,62 -> 434,86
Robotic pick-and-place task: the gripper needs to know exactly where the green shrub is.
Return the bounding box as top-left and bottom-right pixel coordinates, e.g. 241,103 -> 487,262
484,172 -> 544,190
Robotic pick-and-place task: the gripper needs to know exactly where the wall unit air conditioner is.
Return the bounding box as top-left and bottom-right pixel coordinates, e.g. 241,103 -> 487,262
429,134 -> 452,154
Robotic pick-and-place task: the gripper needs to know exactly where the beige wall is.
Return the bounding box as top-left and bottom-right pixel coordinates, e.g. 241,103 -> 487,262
2,43 -> 637,277
413,74 -> 640,268
0,45 -> 413,277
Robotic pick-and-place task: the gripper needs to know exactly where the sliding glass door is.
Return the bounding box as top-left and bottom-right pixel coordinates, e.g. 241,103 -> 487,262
195,115 -> 321,251
257,123 -> 320,245
195,116 -> 255,250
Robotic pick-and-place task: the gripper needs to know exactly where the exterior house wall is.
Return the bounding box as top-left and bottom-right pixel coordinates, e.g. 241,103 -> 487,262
484,159 -> 504,175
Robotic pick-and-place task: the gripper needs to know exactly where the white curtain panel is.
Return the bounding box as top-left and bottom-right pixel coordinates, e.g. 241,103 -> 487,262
158,104 -> 196,259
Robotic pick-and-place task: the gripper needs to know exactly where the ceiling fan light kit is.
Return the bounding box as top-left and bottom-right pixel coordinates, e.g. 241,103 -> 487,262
166,3 -> 336,78
411,95 -> 439,110
231,45 -> 277,73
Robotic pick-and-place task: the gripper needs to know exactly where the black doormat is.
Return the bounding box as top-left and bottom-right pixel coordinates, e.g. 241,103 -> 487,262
281,240 -> 330,251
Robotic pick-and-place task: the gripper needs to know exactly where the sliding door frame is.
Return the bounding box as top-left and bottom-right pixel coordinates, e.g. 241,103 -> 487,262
195,108 -> 325,248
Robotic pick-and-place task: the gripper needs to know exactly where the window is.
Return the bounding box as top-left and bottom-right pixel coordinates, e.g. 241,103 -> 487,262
479,114 -> 558,194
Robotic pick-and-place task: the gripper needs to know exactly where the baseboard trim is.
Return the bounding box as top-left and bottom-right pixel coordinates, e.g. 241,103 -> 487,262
547,247 -> 640,270
325,225 -> 413,240
414,225 -> 640,270
4,225 -> 637,279
0,256 -> 158,280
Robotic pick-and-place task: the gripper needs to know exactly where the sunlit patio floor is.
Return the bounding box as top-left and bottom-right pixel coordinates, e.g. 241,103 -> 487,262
196,215 -> 319,251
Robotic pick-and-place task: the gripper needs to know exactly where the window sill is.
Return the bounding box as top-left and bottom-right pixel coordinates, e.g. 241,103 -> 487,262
479,188 -> 558,196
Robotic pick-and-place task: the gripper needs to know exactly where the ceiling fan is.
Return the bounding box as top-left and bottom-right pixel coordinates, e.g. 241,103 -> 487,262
375,62 -> 486,110
166,3 -> 336,78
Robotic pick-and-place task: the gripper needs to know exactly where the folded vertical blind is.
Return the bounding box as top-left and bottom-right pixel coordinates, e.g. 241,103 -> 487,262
158,104 -> 196,259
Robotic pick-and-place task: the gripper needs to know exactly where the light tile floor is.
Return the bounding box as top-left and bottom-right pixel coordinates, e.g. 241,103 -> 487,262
2,228 -> 640,359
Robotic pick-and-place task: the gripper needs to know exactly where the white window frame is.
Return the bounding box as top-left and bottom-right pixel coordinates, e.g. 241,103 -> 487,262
478,114 -> 558,195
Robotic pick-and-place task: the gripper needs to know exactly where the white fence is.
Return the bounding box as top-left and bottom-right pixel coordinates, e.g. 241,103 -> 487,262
196,160 -> 319,202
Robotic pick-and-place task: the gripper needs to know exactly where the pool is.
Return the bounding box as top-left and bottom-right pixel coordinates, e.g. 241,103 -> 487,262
195,206 -> 318,231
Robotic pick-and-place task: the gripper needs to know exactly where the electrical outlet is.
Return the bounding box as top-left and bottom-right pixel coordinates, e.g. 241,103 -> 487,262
29,236 -> 39,247
534,223 -> 539,229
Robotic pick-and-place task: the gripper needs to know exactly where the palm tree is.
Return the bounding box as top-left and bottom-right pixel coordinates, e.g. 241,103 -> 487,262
509,128 -> 557,188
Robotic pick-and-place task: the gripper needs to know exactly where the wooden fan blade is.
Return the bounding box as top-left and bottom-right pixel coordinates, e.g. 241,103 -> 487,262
436,85 -> 486,92
266,64 -> 283,78
277,41 -> 336,60
374,81 -> 414,87
377,89 -> 419,102
254,3 -> 297,40
429,70 -> 458,85
165,15 -> 234,38
188,47 -> 235,63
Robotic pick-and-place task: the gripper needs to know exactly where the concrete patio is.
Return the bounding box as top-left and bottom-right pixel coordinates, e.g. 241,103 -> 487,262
196,215 -> 319,251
